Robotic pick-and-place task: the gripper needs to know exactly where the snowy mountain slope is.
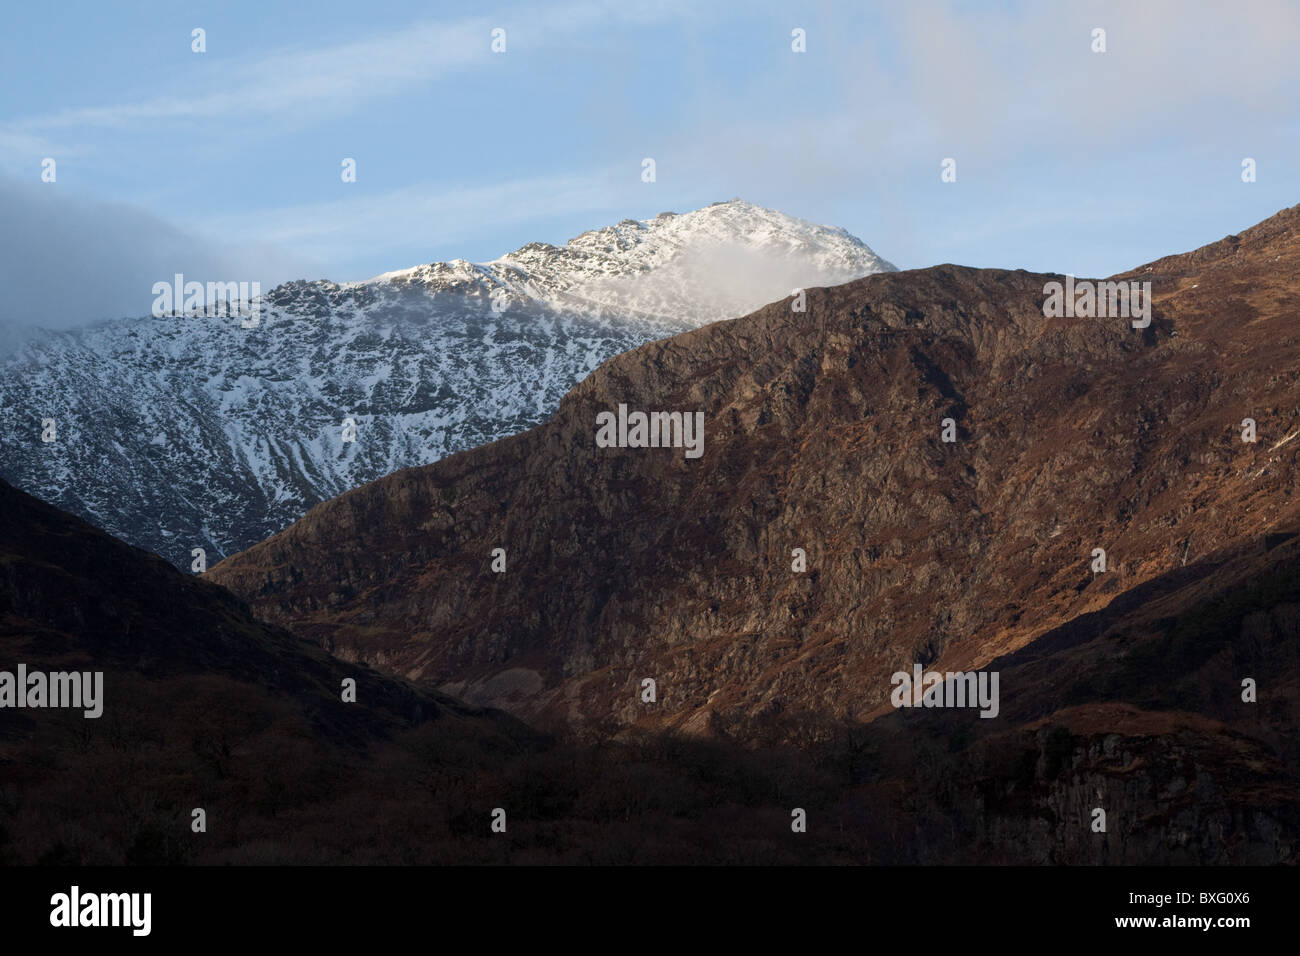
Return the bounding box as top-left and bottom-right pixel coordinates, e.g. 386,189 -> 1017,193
0,200 -> 894,567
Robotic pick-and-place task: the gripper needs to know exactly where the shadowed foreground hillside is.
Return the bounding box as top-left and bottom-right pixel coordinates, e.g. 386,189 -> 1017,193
2,472 -> 1296,862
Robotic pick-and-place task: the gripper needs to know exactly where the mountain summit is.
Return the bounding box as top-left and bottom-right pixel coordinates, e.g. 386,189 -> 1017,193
369,199 -> 894,324
0,201 -> 892,568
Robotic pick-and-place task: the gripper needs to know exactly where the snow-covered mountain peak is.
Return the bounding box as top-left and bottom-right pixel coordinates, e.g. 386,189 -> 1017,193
360,199 -> 895,324
1,201 -> 895,568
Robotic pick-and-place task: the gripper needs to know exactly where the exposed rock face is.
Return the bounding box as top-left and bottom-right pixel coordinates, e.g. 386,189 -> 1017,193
210,204 -> 1300,744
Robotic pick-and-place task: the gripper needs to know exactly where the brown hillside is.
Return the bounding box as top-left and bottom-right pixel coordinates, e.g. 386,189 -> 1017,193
210,205 -> 1300,739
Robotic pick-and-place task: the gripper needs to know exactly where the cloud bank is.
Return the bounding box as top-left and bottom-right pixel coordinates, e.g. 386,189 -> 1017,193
0,176 -> 315,329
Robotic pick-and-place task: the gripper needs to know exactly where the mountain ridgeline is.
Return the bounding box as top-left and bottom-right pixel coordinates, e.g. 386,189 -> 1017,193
0,200 -> 893,569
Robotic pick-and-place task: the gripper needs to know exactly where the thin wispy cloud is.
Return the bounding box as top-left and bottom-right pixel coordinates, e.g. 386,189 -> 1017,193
4,1 -> 696,134
204,170 -> 634,273
19,22 -> 490,131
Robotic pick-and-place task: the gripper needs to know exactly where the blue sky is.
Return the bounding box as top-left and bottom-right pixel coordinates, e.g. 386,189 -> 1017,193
2,0 -> 1299,326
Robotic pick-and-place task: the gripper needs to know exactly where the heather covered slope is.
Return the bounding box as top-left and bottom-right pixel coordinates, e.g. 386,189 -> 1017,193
211,205 -> 1300,736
